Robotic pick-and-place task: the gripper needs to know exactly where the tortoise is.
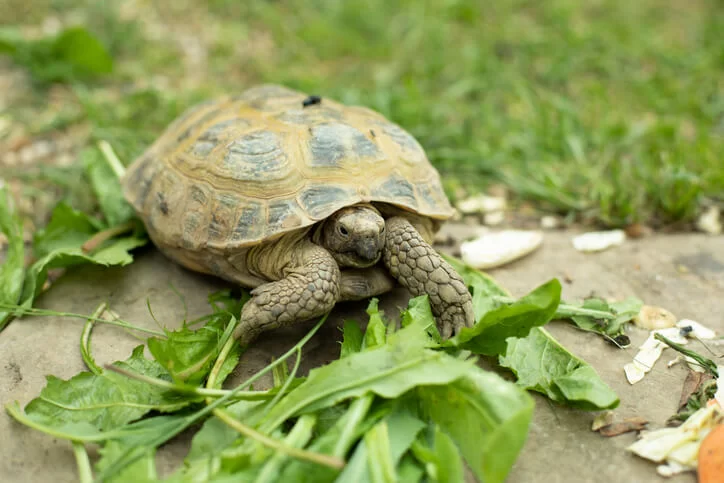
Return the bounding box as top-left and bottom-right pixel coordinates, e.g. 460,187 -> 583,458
122,84 -> 474,345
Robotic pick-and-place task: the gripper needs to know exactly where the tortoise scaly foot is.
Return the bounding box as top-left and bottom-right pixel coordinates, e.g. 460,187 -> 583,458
233,243 -> 340,346
383,217 -> 474,338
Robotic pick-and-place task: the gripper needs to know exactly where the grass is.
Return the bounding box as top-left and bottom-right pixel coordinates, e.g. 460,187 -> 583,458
2,0 -> 723,228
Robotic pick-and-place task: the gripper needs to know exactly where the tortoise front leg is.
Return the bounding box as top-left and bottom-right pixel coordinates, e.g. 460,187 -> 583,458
383,217 -> 474,338
233,242 -> 340,346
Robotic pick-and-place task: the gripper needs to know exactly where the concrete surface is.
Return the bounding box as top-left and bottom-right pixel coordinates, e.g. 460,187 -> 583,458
1,226 -> 722,482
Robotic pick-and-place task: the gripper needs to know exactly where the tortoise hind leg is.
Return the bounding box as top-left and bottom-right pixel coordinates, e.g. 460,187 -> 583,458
382,216 -> 474,338
233,242 -> 341,346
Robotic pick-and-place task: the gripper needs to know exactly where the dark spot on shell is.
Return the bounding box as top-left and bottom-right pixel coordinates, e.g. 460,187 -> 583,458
157,192 -> 169,215
299,184 -> 356,219
223,130 -> 289,181
309,123 -> 381,167
370,129 -> 376,138
302,95 -> 321,107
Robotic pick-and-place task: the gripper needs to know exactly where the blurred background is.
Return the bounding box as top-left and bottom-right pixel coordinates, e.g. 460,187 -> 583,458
1,0 -> 722,235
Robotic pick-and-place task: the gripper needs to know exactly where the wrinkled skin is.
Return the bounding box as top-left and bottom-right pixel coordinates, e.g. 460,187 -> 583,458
233,203 -> 475,345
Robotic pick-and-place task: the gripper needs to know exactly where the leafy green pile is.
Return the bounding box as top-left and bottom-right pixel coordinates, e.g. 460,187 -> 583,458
2,249 -> 623,483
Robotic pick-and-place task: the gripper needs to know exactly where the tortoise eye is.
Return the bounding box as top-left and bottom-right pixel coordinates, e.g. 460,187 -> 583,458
339,225 -> 349,236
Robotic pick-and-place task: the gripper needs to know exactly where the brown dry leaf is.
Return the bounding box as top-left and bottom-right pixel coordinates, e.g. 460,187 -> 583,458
678,371 -> 714,412
597,417 -> 649,437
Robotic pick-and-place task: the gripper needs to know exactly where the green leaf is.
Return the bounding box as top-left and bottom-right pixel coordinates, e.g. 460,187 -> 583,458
258,336 -> 476,434
83,147 -> 135,227
32,203 -> 103,257
257,414 -> 317,483
400,295 -> 441,344
444,279 -> 562,356
96,440 -> 158,483
570,296 -> 642,338
0,184 -> 25,330
418,368 -> 534,483
340,320 -> 364,358
147,313 -> 238,385
444,255 -> 510,316
52,27 -> 113,76
500,327 -> 620,410
22,346 -> 196,433
432,426 -> 464,483
20,236 -> 146,309
362,298 -> 387,349
278,395 -> 374,483
365,421 -> 396,483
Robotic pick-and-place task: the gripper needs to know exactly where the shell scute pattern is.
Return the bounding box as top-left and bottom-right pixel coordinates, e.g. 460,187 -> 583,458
233,201 -> 265,242
308,122 -> 383,168
223,130 -> 291,182
122,84 -> 455,252
189,118 -> 252,158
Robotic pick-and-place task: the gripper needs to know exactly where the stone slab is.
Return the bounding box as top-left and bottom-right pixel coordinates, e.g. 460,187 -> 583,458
1,227 -> 722,482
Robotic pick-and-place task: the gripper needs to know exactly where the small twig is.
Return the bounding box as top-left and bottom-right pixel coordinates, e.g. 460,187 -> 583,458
81,221 -> 135,253
213,408 -> 344,470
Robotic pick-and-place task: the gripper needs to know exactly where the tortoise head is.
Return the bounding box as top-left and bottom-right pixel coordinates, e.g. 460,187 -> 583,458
319,204 -> 386,268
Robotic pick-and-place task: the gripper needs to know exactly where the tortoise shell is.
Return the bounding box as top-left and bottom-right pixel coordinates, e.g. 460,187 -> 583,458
122,84 -> 454,252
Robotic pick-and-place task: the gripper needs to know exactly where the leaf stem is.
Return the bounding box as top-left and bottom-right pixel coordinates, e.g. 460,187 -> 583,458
97,140 -> 126,179
493,296 -> 615,320
0,304 -> 165,336
214,408 -> 343,469
72,442 -> 93,483
80,302 -> 107,375
266,348 -> 302,410
81,221 -> 135,253
105,364 -> 268,400
333,393 -> 374,458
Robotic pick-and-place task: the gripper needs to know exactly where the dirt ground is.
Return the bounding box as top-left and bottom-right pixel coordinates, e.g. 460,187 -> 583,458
1,224 -> 722,482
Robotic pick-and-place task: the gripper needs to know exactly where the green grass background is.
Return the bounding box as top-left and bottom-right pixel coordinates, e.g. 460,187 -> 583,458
3,0 -> 723,228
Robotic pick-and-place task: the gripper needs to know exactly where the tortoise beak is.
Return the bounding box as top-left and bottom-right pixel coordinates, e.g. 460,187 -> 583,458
356,239 -> 381,263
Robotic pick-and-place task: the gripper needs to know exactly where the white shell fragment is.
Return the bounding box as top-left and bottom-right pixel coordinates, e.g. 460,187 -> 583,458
634,305 -> 677,330
455,194 -> 506,215
460,230 -> 543,269
540,215 -> 561,230
695,205 -> 721,235
572,230 -> 626,252
483,211 -> 505,226
624,327 -> 686,384
676,319 -> 717,340
624,320 -> 718,384
628,403 -> 724,476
